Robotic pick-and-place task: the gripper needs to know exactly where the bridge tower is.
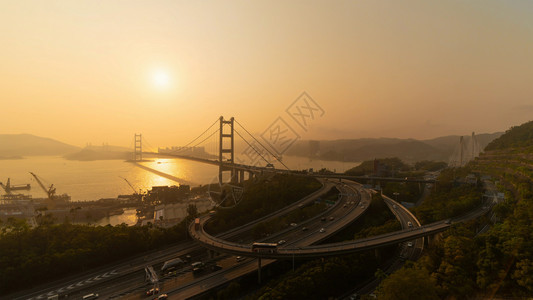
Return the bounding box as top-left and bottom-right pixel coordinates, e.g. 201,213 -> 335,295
219,116 -> 235,184
134,133 -> 143,161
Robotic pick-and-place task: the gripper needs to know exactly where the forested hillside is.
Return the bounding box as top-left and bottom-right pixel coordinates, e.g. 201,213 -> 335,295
485,120 -> 533,150
377,120 -> 533,299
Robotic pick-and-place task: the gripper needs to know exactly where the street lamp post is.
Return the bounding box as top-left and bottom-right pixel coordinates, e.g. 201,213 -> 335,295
393,192 -> 399,202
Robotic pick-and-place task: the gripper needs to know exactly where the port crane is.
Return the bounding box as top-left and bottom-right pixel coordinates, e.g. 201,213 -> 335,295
27,173 -> 70,208
30,172 -> 56,199
29,172 -> 58,200
119,176 -> 144,204
119,176 -> 140,195
0,178 -> 31,194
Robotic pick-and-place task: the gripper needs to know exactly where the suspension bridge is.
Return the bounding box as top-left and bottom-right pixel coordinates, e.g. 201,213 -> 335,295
129,116 -> 289,185
128,116 -> 439,190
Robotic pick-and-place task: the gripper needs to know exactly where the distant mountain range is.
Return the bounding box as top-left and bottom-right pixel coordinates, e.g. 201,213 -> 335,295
63,145 -> 132,161
0,134 -> 80,157
285,132 -> 503,163
0,134 -> 132,161
0,132 -> 503,163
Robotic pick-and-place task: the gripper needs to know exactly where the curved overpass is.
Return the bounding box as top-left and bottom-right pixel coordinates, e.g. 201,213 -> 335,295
189,185 -> 492,259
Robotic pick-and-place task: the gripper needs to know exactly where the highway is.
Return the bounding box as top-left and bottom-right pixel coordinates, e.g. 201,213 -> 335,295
189,181 -> 373,258
346,194 -> 425,297
189,189 -> 493,259
161,180 -> 371,299
8,179 -> 335,300
9,176 -> 493,300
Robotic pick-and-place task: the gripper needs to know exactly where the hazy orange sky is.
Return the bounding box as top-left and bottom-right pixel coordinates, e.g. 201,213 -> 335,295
1,1 -> 532,148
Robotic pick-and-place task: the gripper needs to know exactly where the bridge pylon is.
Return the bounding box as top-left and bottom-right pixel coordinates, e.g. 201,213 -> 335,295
219,116 -> 235,184
134,133 -> 143,161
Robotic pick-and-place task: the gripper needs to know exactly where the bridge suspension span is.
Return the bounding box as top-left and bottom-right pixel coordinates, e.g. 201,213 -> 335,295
131,116 -> 290,186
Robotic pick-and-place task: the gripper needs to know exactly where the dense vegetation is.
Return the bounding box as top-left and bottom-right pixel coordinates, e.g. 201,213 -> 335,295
414,160 -> 447,171
375,165 -> 486,299
0,175 -> 319,295
205,174 -> 322,234
0,218 -> 189,294
377,120 -> 533,299
345,157 -> 411,176
253,252 -> 378,300
413,167 -> 482,224
381,181 -> 422,204
485,120 -> 533,150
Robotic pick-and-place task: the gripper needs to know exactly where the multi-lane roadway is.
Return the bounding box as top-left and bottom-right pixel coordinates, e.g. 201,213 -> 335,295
8,175 -> 493,300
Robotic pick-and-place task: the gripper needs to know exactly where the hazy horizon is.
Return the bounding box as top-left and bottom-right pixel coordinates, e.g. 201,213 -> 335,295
0,129 -> 504,150
2,1 -> 532,148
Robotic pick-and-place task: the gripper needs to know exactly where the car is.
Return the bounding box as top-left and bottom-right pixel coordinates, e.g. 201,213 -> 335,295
407,242 -> 413,247
191,261 -> 204,268
191,261 -> 205,275
445,219 -> 452,224
302,226 -> 308,231
146,288 -> 160,296
407,221 -> 413,227
155,294 -> 168,300
212,264 -> 223,271
290,223 -> 298,227
329,216 -> 334,221
343,204 -> 347,208
321,217 -> 326,222
393,204 -> 397,209
236,256 -> 245,262
319,228 -> 325,233
277,240 -> 286,245
349,294 -> 360,300
82,294 -> 99,300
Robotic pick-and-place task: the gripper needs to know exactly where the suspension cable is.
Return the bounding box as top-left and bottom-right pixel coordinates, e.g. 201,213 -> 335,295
233,128 -> 272,166
234,119 -> 291,170
168,118 -> 219,155
181,118 -> 220,149
170,128 -> 220,155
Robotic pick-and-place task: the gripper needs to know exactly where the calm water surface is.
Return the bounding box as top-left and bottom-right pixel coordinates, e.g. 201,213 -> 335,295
1,156 -> 358,225
1,156 -> 357,201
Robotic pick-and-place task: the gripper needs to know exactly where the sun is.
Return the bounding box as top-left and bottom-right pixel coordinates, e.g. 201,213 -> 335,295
152,70 -> 170,89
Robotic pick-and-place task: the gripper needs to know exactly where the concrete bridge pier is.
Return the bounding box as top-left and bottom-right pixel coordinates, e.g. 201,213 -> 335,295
374,248 -> 382,261
426,234 -> 435,246
207,249 -> 217,259
258,258 -> 262,284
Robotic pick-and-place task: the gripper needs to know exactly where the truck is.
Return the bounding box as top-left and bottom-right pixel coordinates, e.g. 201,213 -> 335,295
161,258 -> 184,272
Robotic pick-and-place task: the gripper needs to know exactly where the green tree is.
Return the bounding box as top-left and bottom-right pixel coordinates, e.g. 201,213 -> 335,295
376,267 -> 439,300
